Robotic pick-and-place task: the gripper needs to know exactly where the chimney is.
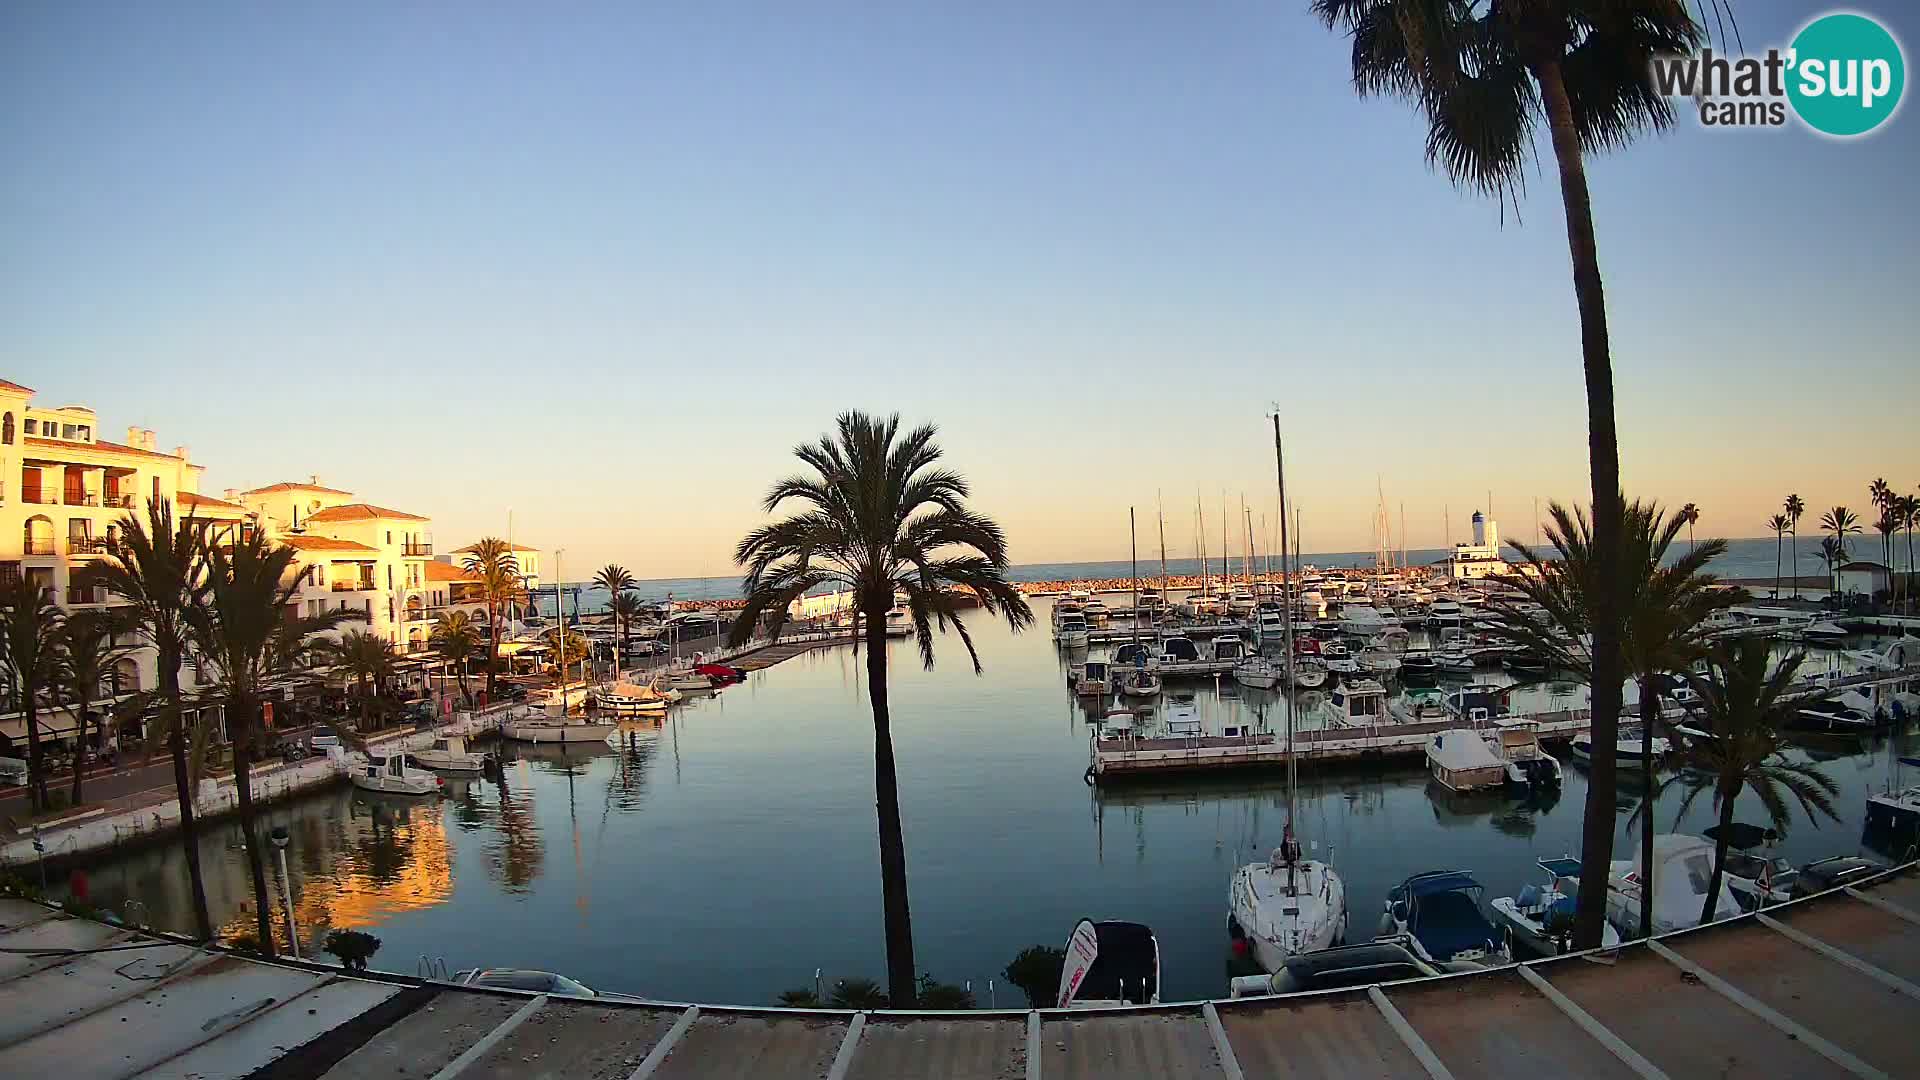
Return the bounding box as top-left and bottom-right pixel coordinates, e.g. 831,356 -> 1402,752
174,445 -> 190,463
224,488 -> 240,502
126,425 -> 142,446
310,473 -> 322,486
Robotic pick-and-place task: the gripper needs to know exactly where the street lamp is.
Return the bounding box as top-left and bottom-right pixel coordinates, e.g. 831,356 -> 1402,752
270,826 -> 299,959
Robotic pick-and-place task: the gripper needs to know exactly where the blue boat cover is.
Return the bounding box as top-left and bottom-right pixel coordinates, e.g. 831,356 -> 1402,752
1537,858 -> 1583,878
1403,870 -> 1483,898
1412,891 -> 1499,960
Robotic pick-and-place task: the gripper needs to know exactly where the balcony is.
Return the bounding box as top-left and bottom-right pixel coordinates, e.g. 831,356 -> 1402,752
64,491 -> 100,507
67,586 -> 108,606
20,491 -> 59,505
68,536 -> 111,556
101,492 -> 137,509
403,542 -> 433,557
331,581 -> 376,593
23,540 -> 57,557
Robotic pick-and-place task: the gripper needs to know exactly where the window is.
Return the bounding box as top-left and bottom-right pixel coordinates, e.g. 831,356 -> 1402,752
152,476 -> 160,503
23,419 -> 35,434
1,413 -> 11,444
386,531 -> 392,545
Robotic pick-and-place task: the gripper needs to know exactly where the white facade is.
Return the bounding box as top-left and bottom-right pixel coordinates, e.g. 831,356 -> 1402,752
1448,510 -> 1508,580
1836,561 -> 1891,599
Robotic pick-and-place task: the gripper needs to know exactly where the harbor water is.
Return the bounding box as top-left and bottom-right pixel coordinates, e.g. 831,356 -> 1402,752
74,597 -> 1916,1004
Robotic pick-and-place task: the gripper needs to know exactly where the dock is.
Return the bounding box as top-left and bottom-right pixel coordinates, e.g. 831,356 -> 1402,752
0,860 -> 1914,1078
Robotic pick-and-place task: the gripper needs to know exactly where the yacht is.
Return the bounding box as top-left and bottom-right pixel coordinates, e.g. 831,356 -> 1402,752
1491,859 -> 1622,956
1082,598 -> 1110,626
1049,598 -> 1086,642
1327,678 -> 1389,728
1054,611 -> 1091,649
410,733 -> 492,772
1229,833 -> 1348,974
1338,604 -> 1390,638
1721,850 -> 1798,911
883,606 -> 913,638
1056,920 -> 1160,1008
1487,722 -> 1563,789
1110,641 -> 1158,670
1156,636 -> 1202,669
1227,588 -> 1257,617
1795,697 -> 1877,732
1443,684 -> 1511,725
1368,626 -> 1412,653
1136,587 -> 1168,619
1184,592 -> 1225,618
501,716 -> 619,744
1434,650 -> 1477,675
1359,647 -> 1401,677
347,752 -> 442,796
1378,871 -> 1511,967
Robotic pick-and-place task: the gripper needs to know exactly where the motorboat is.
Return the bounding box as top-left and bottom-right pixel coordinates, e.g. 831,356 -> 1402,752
1229,831 -> 1348,974
1156,636 -> 1202,668
1865,757 -> 1920,838
1434,650 -> 1477,675
1399,651 -> 1440,685
1791,855 -> 1886,899
1082,598 -> 1110,626
1232,655 -> 1281,690
662,667 -> 720,693
1230,937 -> 1440,997
1327,678 -> 1389,728
1337,605 -> 1390,638
1359,647 -> 1401,677
1794,698 -> 1877,732
1600,833 -> 1742,935
596,681 -> 672,716
1443,684 -> 1511,725
1795,619 -> 1850,643
1050,599 -> 1086,642
1110,642 -> 1158,670
410,733 -> 492,772
1227,589 -> 1257,617
501,717 -> 618,744
1211,636 -> 1252,664
347,752 -> 442,796
1720,850 -> 1798,911
1425,729 -> 1509,792
1291,658 -> 1329,690
1491,859 -> 1622,957
1056,919 -> 1160,1008
1117,666 -> 1162,698
1319,639 -> 1350,661
1136,588 -> 1169,619
693,662 -> 747,684
1074,661 -> 1112,697
883,606 -> 913,638
1379,871 -> 1510,967
1368,626 -> 1411,654
1488,722 -> 1563,789
1054,611 -> 1091,649
1391,687 -> 1449,723
1503,651 -> 1550,677
1184,592 -> 1225,618
1569,727 -> 1670,766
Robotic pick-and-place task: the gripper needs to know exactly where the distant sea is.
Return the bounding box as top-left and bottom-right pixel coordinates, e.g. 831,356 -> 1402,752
540,535 -> 1815,616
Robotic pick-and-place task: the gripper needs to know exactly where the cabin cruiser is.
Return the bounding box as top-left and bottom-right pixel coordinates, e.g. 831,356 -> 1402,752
1056,919 -> 1160,1008
1491,859 -> 1622,956
1211,636 -> 1252,664
1368,626 -> 1411,653
1074,661 -> 1112,697
1050,598 -> 1085,641
1399,651 -> 1440,685
1110,641 -> 1158,670
1183,592 -> 1225,618
1795,696 -> 1877,732
1229,829 -> 1348,973
1569,726 -> 1670,766
410,733 -> 492,772
1720,850 -> 1797,911
347,752 -> 442,795
1327,678 -> 1389,728
1082,598 -> 1110,626
1156,636 -> 1203,670
1136,587 -> 1168,618
883,606 -> 914,637
1599,833 -> 1743,935
501,716 -> 618,744
1434,649 -> 1477,675
1444,684 -> 1511,725
1227,589 -> 1257,617
1359,647 -> 1401,677
1488,722 -> 1563,789
1794,619 -> 1850,643
1424,729 -> 1509,792
1338,604 -> 1390,638
1054,611 -> 1091,649
1379,871 -> 1510,967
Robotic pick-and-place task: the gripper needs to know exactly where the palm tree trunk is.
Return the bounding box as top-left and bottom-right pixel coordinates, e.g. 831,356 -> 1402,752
485,600 -> 499,699
22,693 -> 44,812
1790,530 -> 1798,599
1536,56 -> 1626,952
863,590 -> 917,1008
230,691 -> 277,955
159,648 -> 214,940
1638,678 -> 1660,939
1774,533 -> 1782,599
70,709 -> 89,806
1702,778 -> 1738,925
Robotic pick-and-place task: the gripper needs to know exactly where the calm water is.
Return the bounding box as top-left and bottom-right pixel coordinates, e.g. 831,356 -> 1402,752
77,599 -> 1915,1004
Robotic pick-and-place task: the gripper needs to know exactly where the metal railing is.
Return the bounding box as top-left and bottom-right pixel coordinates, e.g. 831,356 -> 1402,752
68,536 -> 110,555
403,542 -> 433,557
64,491 -> 99,507
23,540 -> 56,556
102,493 -> 136,509
331,581 -> 375,592
20,491 -> 59,505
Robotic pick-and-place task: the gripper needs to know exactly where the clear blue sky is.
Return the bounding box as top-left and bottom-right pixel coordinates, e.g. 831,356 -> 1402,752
5,2 -> 1915,575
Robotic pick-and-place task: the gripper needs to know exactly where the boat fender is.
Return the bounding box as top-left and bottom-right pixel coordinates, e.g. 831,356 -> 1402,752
1083,765 -> 1096,786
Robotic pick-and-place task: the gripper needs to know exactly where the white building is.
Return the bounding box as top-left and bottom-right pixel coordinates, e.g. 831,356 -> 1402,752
0,379 -> 237,751
1836,561 -> 1892,600
1448,510 -> 1509,580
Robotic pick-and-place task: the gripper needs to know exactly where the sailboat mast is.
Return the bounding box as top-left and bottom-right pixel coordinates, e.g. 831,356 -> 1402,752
1197,494 -> 1209,596
1130,508 -> 1139,649
1157,498 -> 1169,598
1273,413 -> 1300,891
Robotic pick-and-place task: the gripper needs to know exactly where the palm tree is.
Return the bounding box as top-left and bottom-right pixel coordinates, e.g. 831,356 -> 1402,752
1670,640 -> 1838,923
461,539 -> 521,700
1308,0 -> 1710,946
1819,507 -> 1861,596
0,577 -> 65,811
1784,494 -> 1806,599
1490,499 -> 1743,939
593,565 -> 636,670
188,530 -> 364,954
96,502 -> 214,940
1873,508 -> 1900,608
1679,503 -> 1700,554
545,627 -> 590,683
1898,493 -> 1920,614
1816,537 -> 1845,599
430,611 -> 481,704
332,630 -> 397,731
55,607 -> 135,806
607,591 -> 646,667
728,411 -> 1033,1005
1766,513 -> 1790,600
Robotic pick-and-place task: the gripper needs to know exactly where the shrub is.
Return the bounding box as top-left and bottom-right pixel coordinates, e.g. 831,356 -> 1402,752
915,974 -> 974,1010
322,929 -> 381,971
1003,945 -> 1066,1008
827,977 -> 888,1009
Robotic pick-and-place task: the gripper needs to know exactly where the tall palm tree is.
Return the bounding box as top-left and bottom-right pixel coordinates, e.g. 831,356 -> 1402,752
1670,640 -> 1838,923
1766,513 -> 1790,600
1490,499 -> 1743,939
1308,0 -> 1709,947
55,607 -> 136,806
0,578 -> 65,811
1784,494 -> 1806,599
593,565 -> 636,669
607,591 -> 646,667
1898,493 -> 1919,614
1679,503 -> 1700,554
188,530 -> 364,953
331,630 -> 397,731
1869,480 -> 1895,593
1873,508 -> 1900,607
430,611 -> 481,704
97,502 -> 214,940
1819,506 -> 1861,596
462,539 -> 521,700
727,411 -> 1033,1005
1816,537 -> 1845,599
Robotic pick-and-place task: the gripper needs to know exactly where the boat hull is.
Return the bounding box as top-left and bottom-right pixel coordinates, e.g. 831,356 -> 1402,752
1230,861 -> 1347,974
502,721 -> 619,744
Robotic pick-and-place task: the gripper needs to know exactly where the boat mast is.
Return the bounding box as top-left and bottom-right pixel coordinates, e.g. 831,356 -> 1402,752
556,547 -> 568,718
1273,412 -> 1301,892
1157,494 -> 1169,602
1196,493 -> 1209,599
1129,508 -> 1139,651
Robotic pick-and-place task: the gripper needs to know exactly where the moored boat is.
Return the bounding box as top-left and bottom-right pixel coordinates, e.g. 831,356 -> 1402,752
1425,729 -> 1508,792
1379,870 -> 1511,967
410,733 -> 491,772
596,681 -> 672,716
1056,919 -> 1160,1008
1230,830 -> 1347,974
1074,661 -> 1112,697
1491,859 -> 1622,956
348,752 -> 442,795
1117,666 -> 1161,698
501,717 -> 619,744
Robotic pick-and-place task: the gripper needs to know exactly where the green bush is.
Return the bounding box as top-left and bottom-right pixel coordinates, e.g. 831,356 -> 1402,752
1004,945 -> 1066,1008
916,974 -> 975,1010
776,988 -> 821,1007
322,929 -> 381,971
827,977 -> 888,1009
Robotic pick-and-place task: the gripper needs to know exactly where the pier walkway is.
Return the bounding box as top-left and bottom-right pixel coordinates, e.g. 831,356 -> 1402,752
0,860 -> 1914,1078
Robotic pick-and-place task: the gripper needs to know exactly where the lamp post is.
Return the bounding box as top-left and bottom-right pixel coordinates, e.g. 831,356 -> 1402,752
270,826 -> 299,958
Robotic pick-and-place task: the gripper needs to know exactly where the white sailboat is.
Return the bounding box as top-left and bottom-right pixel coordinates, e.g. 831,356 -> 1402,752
1228,414 -> 1347,973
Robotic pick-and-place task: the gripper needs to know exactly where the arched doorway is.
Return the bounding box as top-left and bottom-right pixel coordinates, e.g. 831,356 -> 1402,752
22,515 -> 53,556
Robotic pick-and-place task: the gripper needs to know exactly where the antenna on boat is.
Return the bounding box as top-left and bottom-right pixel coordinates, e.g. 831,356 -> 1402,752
1271,407 -> 1300,895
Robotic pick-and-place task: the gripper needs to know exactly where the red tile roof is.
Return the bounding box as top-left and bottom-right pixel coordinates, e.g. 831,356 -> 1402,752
280,536 -> 378,553
25,436 -> 186,462
0,379 -> 34,394
302,503 -> 428,523
179,491 -> 250,516
425,562 -> 479,582
240,481 -> 356,496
